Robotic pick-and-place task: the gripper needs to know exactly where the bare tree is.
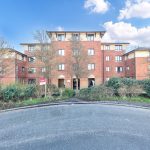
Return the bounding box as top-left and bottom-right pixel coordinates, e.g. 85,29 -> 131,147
32,30 -> 57,95
0,37 -> 13,84
67,38 -> 88,91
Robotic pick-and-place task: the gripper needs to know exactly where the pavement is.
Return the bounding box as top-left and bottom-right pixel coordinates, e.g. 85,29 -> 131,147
0,101 -> 150,150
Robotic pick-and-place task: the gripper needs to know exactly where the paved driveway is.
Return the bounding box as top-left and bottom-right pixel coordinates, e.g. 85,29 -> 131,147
0,104 -> 150,150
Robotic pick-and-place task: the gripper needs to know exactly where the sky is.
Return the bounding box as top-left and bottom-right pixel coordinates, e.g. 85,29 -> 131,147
0,0 -> 150,52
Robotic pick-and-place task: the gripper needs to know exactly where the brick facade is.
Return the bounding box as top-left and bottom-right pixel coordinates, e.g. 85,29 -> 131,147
1,32 -> 150,88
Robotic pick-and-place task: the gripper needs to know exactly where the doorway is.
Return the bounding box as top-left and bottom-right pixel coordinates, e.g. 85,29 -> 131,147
88,78 -> 95,88
73,79 -> 80,90
58,79 -> 65,88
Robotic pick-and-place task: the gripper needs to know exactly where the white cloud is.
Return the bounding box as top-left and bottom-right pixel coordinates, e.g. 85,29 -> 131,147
56,26 -> 64,31
118,0 -> 150,20
102,21 -> 150,47
84,0 -> 110,14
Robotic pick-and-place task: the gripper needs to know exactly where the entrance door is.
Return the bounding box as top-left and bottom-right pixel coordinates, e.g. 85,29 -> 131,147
58,79 -> 65,88
88,78 -> 95,88
73,79 -> 80,90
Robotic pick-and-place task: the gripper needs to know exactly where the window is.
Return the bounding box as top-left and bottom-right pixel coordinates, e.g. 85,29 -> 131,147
116,67 -> 123,73
57,34 -> 65,41
104,45 -> 110,50
22,67 -> 25,72
126,66 -> 130,70
73,64 -> 79,71
28,45 -> 34,52
88,49 -> 94,56
87,34 -> 94,41
72,33 -> 80,41
58,64 -> 65,70
41,67 -> 46,72
106,56 -> 110,61
115,45 -> 122,51
28,68 -> 36,74
73,49 -> 80,56
88,64 -> 95,70
58,49 -> 65,56
28,79 -> 36,84
106,78 -> 110,81
28,57 -> 35,62
0,67 -> 3,75
106,67 -> 110,72
115,56 -> 122,62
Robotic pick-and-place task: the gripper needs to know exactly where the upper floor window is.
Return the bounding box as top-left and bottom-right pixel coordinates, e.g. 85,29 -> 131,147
28,57 -> 35,63
88,49 -> 94,56
106,67 -> 110,72
58,49 -> 65,56
104,45 -> 110,50
87,34 -> 94,41
28,68 -> 36,74
116,66 -> 123,73
58,64 -> 65,70
72,33 -> 80,41
73,64 -> 79,71
126,66 -> 130,70
106,56 -> 110,61
115,45 -> 122,51
28,45 -> 34,52
73,49 -> 80,56
57,34 -> 65,41
22,67 -> 25,72
88,63 -> 95,70
41,67 -> 46,73
115,56 -> 122,62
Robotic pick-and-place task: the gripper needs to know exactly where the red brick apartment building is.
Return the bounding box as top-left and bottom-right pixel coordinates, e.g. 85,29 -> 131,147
1,31 -> 150,88
0,49 -> 27,85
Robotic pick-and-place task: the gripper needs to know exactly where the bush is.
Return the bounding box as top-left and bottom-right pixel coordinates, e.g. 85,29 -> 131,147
139,80 -> 150,97
1,84 -> 37,102
79,85 -> 114,100
118,84 -> 144,97
2,85 -> 21,102
62,88 -> 75,98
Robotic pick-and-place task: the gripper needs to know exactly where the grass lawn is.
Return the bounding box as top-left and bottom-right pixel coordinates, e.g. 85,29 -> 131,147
0,96 -> 150,111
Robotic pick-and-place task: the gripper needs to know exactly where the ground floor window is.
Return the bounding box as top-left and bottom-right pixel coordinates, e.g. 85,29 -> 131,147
28,79 -> 36,84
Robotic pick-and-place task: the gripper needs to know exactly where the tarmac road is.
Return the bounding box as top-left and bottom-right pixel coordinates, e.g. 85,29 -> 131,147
0,103 -> 150,150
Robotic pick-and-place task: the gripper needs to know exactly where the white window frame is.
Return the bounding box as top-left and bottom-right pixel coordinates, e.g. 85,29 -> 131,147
41,67 -> 46,73
106,56 -> 110,61
58,49 -> 65,56
115,45 -> 122,51
28,45 -> 34,52
88,49 -> 94,56
88,64 -> 95,70
58,64 -> 65,70
115,56 -> 122,62
57,34 -> 65,41
28,68 -> 36,74
104,45 -> 110,50
87,34 -> 94,41
106,67 -> 110,72
115,67 -> 123,73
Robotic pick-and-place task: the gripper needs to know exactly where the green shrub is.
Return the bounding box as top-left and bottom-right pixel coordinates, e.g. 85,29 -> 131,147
2,85 -> 21,102
79,85 -> 114,100
62,88 -> 75,98
139,80 -> 150,97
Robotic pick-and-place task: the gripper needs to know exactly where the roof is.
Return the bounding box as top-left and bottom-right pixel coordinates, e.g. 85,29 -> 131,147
2,48 -> 27,57
124,47 -> 150,55
46,31 -> 106,33
20,43 -> 50,45
101,42 -> 130,45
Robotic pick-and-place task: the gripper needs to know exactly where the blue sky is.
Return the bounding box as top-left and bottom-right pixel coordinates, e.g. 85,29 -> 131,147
1,0 -> 150,51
